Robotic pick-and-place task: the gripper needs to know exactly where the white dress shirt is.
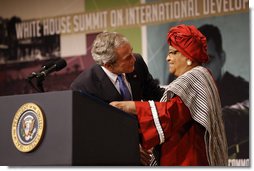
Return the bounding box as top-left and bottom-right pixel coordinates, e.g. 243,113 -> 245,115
101,66 -> 133,98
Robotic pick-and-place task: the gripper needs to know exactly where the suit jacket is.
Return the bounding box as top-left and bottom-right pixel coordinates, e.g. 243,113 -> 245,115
70,54 -> 164,103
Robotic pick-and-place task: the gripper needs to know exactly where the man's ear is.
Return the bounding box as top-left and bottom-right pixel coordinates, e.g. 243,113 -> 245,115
220,50 -> 226,67
104,63 -> 113,71
104,63 -> 110,68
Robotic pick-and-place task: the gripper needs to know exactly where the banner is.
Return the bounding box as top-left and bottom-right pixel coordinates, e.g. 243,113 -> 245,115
15,0 -> 249,39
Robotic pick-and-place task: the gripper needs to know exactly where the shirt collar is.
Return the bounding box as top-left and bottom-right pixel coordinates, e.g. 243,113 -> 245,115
101,66 -> 118,83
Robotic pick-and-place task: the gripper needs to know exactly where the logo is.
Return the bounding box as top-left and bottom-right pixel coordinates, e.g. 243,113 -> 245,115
12,103 -> 45,152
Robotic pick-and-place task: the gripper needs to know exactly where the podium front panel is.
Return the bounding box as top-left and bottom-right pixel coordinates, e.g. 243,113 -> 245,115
0,90 -> 139,166
72,91 -> 140,165
0,91 -> 73,165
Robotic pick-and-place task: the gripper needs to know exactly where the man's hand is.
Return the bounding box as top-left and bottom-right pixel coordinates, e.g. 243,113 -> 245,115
110,101 -> 137,114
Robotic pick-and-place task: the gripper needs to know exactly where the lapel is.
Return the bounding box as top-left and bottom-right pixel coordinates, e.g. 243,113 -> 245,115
126,71 -> 142,100
94,65 -> 123,101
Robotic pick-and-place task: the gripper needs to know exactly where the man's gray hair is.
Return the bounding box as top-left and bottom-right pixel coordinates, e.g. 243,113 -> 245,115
91,32 -> 130,65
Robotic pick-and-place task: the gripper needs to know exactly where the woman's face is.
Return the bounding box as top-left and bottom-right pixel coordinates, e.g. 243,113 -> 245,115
166,46 -> 189,77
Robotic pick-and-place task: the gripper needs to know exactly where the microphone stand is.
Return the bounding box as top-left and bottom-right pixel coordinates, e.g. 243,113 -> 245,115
27,76 -> 45,93
26,58 -> 67,93
36,77 -> 45,92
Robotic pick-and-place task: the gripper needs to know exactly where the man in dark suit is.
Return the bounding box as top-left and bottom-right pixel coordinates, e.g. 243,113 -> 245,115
70,32 -> 164,165
71,53 -> 163,103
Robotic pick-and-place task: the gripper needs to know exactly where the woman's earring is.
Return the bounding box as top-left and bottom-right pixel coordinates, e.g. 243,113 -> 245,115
187,59 -> 192,66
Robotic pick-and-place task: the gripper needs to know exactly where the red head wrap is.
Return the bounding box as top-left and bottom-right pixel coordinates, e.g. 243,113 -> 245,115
167,24 -> 208,64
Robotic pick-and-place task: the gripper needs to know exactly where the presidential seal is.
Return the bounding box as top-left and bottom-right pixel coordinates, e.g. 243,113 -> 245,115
12,103 -> 45,152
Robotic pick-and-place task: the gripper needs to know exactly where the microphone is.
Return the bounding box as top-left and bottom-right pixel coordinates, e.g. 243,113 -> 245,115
27,60 -> 56,80
35,59 -> 67,81
26,58 -> 67,93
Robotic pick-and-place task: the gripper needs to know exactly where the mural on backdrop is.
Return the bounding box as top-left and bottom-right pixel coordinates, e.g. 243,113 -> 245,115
0,0 -> 249,166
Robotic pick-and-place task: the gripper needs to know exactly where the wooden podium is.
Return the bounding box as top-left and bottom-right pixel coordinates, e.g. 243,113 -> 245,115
0,90 -> 140,166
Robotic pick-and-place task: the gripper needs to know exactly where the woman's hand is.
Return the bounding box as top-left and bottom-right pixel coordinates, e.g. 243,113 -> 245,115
110,101 -> 137,115
140,145 -> 153,166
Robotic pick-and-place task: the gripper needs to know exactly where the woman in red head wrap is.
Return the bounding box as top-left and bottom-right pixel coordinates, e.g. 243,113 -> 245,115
110,24 -> 228,166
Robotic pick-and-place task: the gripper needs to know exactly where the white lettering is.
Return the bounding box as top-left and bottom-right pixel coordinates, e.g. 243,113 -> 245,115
110,9 -> 123,27
158,3 -> 165,21
145,5 -> 152,22
151,4 -> 158,22
203,0 -> 247,15
42,17 -> 71,36
228,159 -> 250,166
235,0 -> 242,10
15,20 -> 41,39
181,0 -> 188,18
242,0 -> 248,9
216,0 -> 222,13
65,16 -> 71,33
126,8 -> 136,25
211,0 -> 216,14
203,0 -> 209,15
140,6 -> 146,23
72,11 -> 107,32
174,1 -> 181,19
135,7 -> 140,24
223,0 -> 229,12
194,0 -> 200,16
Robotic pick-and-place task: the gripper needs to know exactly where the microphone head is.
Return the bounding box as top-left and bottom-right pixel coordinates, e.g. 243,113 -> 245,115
41,60 -> 56,70
54,59 -> 67,71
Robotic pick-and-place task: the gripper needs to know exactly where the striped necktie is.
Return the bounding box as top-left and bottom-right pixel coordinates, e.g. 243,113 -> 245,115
117,74 -> 132,100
